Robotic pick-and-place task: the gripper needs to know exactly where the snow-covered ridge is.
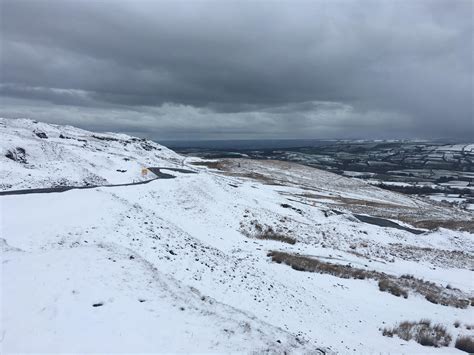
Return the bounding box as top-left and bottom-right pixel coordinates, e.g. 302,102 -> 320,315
0,117 -> 182,190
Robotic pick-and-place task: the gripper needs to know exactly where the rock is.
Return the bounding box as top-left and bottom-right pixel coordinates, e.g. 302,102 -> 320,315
34,131 -> 48,139
5,147 -> 27,163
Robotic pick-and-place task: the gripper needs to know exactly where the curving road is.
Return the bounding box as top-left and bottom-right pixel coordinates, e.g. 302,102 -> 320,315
331,209 -> 425,235
0,167 -> 196,196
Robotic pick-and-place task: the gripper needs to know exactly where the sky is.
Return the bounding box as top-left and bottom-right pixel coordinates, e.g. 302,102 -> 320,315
1,0 -> 472,140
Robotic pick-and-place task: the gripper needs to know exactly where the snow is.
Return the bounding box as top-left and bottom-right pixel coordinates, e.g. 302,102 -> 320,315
1,118 -> 473,353
0,117 -> 183,191
3,246 -> 307,353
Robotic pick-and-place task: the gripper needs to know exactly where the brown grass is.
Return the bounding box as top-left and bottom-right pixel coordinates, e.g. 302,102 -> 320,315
378,278 -> 408,298
268,250 -> 374,280
256,227 -> 297,245
193,158 -> 473,233
237,172 -> 284,185
242,221 -> 296,245
413,220 -> 474,233
382,320 -> 452,347
298,192 -> 406,209
455,335 -> 474,353
190,161 -> 224,169
268,251 -> 470,308
298,191 -> 473,233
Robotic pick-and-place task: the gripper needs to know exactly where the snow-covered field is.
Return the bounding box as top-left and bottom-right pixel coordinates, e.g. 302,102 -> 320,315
1,118 -> 473,353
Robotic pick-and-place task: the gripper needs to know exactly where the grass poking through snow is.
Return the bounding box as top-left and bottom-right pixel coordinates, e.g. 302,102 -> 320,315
382,320 -> 452,347
241,220 -> 297,245
268,250 -> 470,308
455,336 -> 474,353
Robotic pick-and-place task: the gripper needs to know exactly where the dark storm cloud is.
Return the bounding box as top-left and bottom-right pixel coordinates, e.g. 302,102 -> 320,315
0,0 -> 472,139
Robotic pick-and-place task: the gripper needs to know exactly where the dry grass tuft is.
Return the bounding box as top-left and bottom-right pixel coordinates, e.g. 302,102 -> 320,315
257,227 -> 297,245
268,251 -> 374,279
378,279 -> 408,298
241,221 -> 297,245
455,335 -> 474,353
268,250 -> 471,308
382,320 -> 452,347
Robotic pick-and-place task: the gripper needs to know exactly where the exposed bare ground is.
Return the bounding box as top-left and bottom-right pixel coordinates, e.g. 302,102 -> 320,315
294,191 -> 474,232
190,161 -> 225,170
195,158 -> 473,232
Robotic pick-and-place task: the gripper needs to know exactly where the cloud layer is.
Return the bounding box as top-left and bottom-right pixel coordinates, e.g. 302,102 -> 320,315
1,0 -> 472,140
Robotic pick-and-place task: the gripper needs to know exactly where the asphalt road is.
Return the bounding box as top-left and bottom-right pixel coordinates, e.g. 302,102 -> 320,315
0,167 -> 196,196
2,167 -> 426,236
331,209 -> 425,234
352,214 -> 425,235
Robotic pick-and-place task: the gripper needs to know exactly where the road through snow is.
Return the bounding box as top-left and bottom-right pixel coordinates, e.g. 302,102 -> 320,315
0,167 -> 196,196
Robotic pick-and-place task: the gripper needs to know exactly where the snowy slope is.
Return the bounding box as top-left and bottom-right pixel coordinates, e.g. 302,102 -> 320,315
0,118 -> 183,190
1,118 -> 473,353
3,244 -> 309,353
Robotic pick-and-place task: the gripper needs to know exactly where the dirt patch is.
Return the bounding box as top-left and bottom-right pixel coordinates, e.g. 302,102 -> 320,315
193,159 -> 285,185
199,158 -> 473,232
191,161 -> 225,170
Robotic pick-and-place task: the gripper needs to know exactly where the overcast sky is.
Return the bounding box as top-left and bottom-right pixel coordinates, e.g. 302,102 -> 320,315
1,0 -> 472,140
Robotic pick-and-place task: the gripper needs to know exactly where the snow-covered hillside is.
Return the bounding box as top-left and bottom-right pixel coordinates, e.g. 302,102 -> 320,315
0,118 -> 183,190
1,118 -> 473,353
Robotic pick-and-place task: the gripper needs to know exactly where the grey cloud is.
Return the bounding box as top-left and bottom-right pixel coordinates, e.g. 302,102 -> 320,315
0,96 -> 414,140
0,84 -> 96,107
0,0 -> 472,139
